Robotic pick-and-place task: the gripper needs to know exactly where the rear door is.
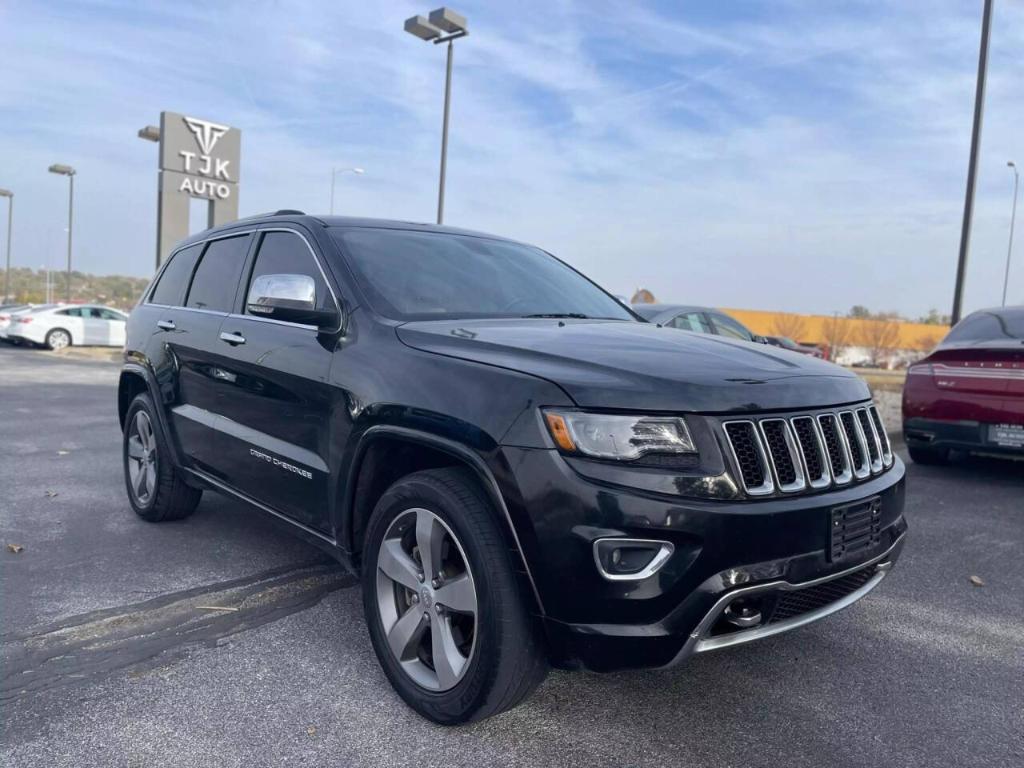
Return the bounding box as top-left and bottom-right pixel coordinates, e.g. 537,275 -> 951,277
209,228 -> 339,534
153,233 -> 252,476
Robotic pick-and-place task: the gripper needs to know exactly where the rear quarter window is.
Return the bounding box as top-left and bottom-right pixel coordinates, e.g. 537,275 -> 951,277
150,244 -> 202,306
943,311 -> 1024,345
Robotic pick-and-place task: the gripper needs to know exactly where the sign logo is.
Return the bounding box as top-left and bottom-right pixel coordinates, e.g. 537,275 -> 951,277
183,116 -> 229,155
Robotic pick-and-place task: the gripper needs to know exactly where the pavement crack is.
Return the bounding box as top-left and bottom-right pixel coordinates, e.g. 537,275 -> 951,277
1,561 -> 357,701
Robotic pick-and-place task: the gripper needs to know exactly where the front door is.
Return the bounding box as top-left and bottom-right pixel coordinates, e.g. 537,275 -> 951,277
211,229 -> 338,534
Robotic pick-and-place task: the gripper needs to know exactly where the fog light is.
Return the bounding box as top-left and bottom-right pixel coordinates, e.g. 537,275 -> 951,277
721,560 -> 787,587
593,538 -> 674,582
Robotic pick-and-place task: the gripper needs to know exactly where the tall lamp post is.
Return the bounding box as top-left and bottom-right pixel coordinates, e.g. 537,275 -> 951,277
951,0 -> 993,325
48,164 -> 76,302
404,7 -> 468,225
1004,161 -> 1019,306
0,189 -> 12,303
330,167 -> 365,214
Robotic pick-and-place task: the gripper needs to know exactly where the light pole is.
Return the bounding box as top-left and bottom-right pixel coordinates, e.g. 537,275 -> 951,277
0,189 -> 12,303
48,164 -> 76,302
951,0 -> 993,325
1004,161 -> 1019,306
330,167 -> 365,214
404,7 -> 468,225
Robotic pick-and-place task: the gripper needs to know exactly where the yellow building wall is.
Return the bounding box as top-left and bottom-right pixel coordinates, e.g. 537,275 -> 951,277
721,309 -> 949,352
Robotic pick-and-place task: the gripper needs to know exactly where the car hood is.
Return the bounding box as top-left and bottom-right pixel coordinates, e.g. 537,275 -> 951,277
396,319 -> 869,412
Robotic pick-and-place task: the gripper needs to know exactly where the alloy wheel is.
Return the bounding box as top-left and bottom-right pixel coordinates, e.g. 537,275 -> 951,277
48,330 -> 70,350
375,507 -> 478,691
126,410 -> 158,505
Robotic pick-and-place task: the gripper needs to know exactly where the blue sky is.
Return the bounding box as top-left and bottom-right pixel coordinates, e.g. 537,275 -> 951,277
1,0 -> 1022,317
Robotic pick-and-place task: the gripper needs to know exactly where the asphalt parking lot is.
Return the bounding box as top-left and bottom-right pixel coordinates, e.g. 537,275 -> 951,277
1,344 -> 1022,768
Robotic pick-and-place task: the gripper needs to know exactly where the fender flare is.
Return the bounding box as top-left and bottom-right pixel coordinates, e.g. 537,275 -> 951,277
344,425 -> 546,616
119,362 -> 183,468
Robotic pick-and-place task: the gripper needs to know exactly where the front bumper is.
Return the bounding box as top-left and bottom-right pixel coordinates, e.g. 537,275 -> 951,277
497,445 -> 907,671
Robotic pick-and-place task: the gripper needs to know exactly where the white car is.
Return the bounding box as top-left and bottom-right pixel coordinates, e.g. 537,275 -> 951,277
5,304 -> 128,350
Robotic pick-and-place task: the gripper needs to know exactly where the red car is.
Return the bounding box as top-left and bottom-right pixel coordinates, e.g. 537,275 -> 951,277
902,306 -> 1024,464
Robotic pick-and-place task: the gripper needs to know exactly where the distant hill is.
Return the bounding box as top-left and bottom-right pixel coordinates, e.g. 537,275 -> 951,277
2,268 -> 150,310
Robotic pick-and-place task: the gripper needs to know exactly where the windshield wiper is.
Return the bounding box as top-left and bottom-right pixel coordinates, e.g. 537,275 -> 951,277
522,313 -> 590,319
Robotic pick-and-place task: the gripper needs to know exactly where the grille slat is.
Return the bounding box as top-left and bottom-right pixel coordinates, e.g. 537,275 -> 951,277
839,411 -> 869,477
723,405 -> 891,498
723,421 -> 773,495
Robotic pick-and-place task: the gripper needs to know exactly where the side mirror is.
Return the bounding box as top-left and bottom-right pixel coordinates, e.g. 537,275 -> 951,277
246,273 -> 339,329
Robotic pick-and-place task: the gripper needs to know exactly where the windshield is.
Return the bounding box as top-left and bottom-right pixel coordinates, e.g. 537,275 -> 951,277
332,228 -> 635,322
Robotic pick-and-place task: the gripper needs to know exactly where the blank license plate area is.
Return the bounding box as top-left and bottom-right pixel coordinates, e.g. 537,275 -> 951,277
829,497 -> 882,563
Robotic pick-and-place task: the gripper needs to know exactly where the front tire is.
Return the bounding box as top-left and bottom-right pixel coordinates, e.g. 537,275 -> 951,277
123,393 -> 202,521
362,468 -> 547,724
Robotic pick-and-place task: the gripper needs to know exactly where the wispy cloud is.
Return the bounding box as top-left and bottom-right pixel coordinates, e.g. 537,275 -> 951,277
0,0 -> 1021,316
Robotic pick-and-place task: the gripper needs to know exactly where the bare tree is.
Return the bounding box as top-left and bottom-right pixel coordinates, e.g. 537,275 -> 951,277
771,313 -> 808,340
821,314 -> 854,361
631,288 -> 656,304
858,318 -> 901,368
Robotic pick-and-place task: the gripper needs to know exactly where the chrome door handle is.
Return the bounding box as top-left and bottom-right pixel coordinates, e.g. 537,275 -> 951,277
219,331 -> 246,345
156,320 -> 176,331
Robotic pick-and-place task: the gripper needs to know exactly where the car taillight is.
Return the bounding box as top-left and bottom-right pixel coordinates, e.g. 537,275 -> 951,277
907,363 -> 932,377
17,317 -> 33,324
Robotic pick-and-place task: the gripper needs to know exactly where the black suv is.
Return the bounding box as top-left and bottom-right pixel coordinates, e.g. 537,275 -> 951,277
119,213 -> 907,724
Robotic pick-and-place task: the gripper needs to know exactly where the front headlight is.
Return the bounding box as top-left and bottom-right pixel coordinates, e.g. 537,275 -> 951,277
543,410 -> 697,460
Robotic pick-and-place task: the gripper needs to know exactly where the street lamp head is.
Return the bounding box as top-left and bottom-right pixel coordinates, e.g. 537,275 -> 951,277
405,15 -> 442,40
1009,161 -> 1017,169
352,167 -> 365,174
0,188 -> 12,198
138,125 -> 161,142
428,7 -> 467,34
48,164 -> 76,176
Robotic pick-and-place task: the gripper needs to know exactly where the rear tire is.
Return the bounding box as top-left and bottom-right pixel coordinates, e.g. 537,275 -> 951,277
123,393 -> 201,521
362,467 -> 547,724
908,444 -> 950,465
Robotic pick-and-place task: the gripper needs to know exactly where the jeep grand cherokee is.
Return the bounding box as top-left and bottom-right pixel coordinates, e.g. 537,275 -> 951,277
118,212 -> 907,724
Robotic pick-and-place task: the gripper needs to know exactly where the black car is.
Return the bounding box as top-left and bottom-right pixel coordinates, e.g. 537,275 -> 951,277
632,302 -> 765,342
119,213 -> 906,724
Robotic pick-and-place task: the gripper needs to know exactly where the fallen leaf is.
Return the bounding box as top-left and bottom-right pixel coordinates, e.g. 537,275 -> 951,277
969,575 -> 985,587
195,605 -> 239,612
306,726 -> 317,736
44,490 -> 58,498
6,544 -> 24,554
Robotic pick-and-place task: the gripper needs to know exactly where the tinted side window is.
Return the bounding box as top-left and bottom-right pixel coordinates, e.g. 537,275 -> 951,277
245,232 -> 331,315
151,244 -> 202,306
671,312 -> 712,334
185,236 -> 250,312
58,308 -> 83,317
710,312 -> 753,341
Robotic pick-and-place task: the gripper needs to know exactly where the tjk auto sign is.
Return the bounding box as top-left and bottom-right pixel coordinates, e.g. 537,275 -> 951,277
154,111 -> 241,266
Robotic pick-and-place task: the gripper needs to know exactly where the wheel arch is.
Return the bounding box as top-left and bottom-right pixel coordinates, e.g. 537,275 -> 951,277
343,425 -> 545,616
118,364 -> 184,468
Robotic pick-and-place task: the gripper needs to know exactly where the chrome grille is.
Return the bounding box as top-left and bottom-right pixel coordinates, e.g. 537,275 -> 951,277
723,421 -> 774,496
869,406 -> 894,467
722,403 -> 892,497
759,419 -> 806,492
839,410 -> 871,479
